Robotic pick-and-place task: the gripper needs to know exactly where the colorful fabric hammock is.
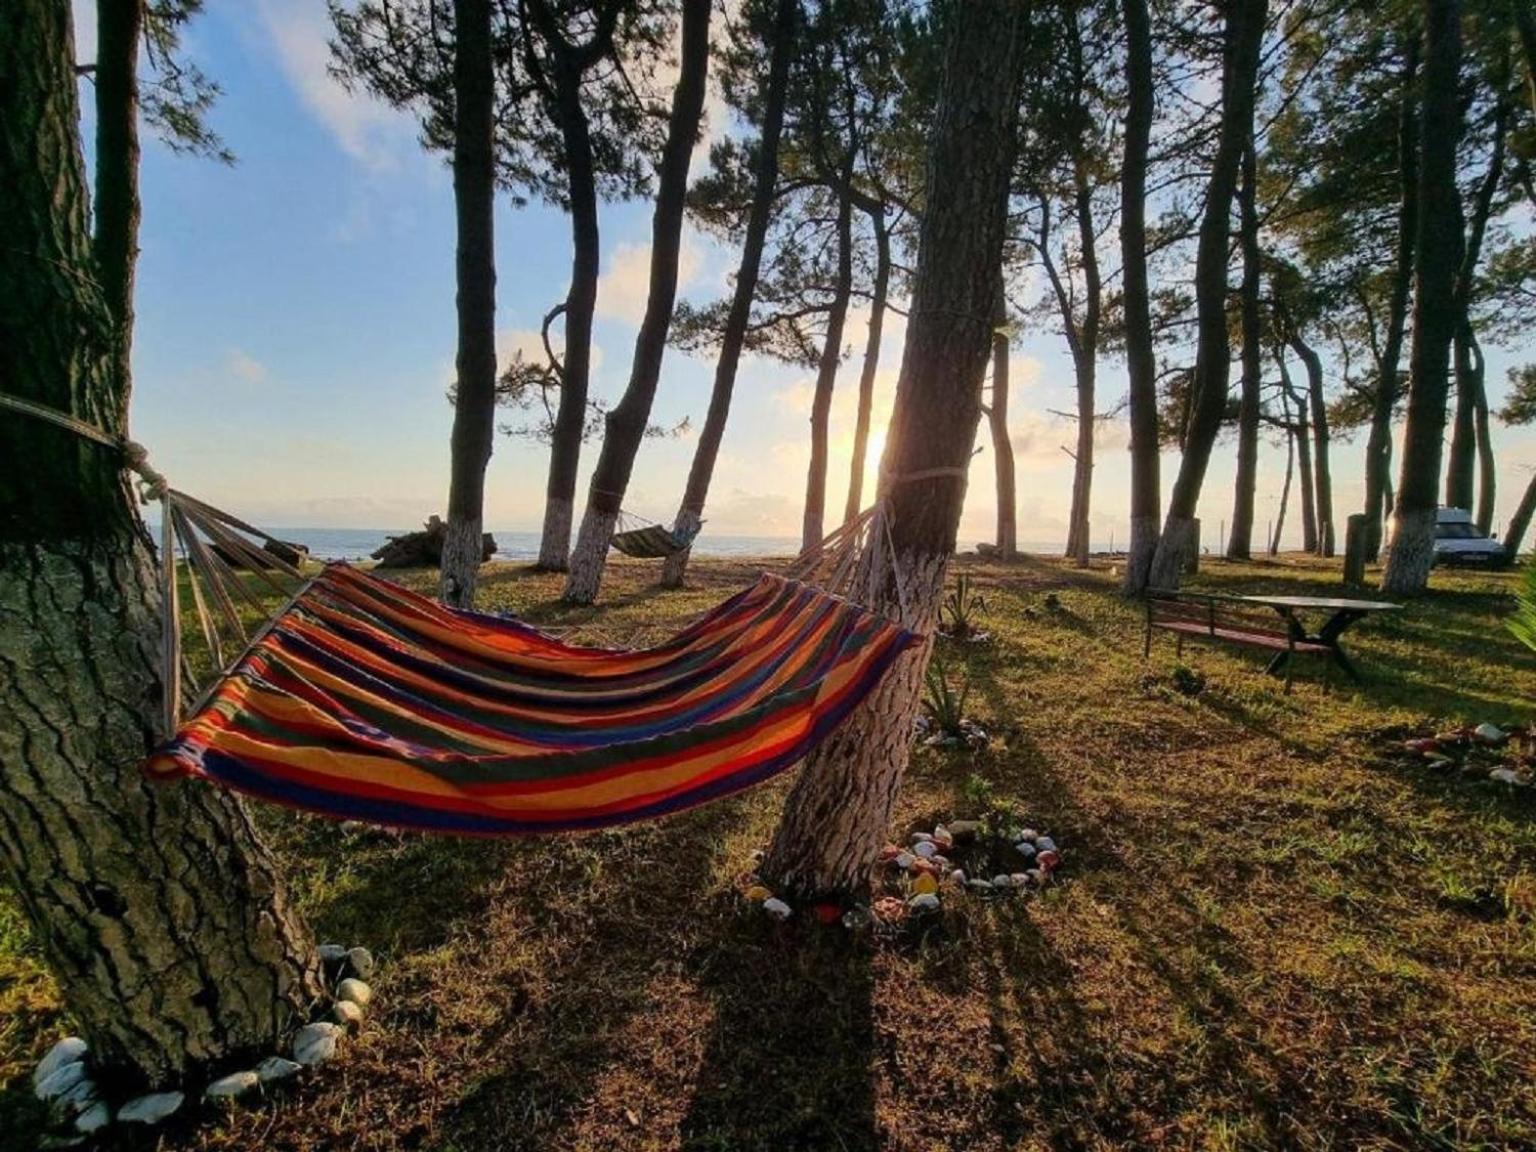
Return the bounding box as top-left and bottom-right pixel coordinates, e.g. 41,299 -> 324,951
610,519 -> 700,559
147,564 -> 917,835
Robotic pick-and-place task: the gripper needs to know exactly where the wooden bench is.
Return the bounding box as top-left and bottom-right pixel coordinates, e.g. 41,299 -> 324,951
1144,591 -> 1331,692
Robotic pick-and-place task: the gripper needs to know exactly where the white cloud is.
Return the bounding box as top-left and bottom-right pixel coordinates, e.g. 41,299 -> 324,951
72,1 -> 98,63
254,0 -> 413,170
596,237 -> 703,325
496,326 -> 603,376
227,348 -> 268,384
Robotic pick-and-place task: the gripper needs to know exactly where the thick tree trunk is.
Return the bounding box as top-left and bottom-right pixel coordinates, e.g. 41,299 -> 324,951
536,41 -> 603,571
1502,472 -> 1536,561
1474,368 -> 1495,535
1382,0 -> 1465,595
1447,323 -> 1478,511
564,0 -> 711,604
1146,0 -> 1266,589
990,283 -> 1017,559
1227,141 -> 1262,560
1288,327 -> 1334,555
441,0 -> 498,608
1362,37 -> 1420,559
1121,0 -> 1159,593
761,0 -> 1022,900
94,0 -> 143,427
1277,350 -> 1317,553
662,0 -> 796,589
802,177 -> 855,552
844,200 -> 890,526
0,0 -> 318,1087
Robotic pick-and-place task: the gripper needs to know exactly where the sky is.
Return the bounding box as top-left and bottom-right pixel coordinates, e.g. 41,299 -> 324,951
78,1 -> 1536,551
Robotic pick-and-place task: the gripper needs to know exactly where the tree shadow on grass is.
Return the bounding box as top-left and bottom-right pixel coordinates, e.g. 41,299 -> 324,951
678,919 -> 877,1152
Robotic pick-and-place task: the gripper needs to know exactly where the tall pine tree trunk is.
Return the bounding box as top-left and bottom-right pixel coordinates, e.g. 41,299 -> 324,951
1362,37 -> 1420,559
802,176 -> 855,552
844,199 -> 890,525
1288,326 -> 1334,555
95,0 -> 143,425
1474,367 -> 1495,535
1270,393 -> 1295,556
1121,0 -> 1159,593
1447,323 -> 1478,511
1227,141 -> 1262,560
536,53 -> 603,571
1146,0 -> 1266,589
662,0 -> 797,588
1277,350 -> 1317,553
1382,0 -> 1465,595
761,0 -> 1022,900
990,283 -> 1017,558
441,0 -> 498,607
564,0 -> 711,604
0,0 -> 317,1088
1062,15 -> 1099,569
1502,472 -> 1536,561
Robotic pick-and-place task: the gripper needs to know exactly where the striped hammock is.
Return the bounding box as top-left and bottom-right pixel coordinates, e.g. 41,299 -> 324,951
610,520 -> 699,559
147,564 -> 917,836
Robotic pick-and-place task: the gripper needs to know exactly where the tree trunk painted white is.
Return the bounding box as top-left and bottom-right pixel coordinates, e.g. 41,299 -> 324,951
1381,507 -> 1438,593
1147,514 -> 1197,590
439,514 -> 484,608
659,505 -> 702,588
537,495 -> 574,571
1125,514 -> 1159,593
564,506 -> 619,604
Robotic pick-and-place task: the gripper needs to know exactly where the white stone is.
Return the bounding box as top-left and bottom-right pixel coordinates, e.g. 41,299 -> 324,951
293,1022 -> 342,1067
33,1037 -> 87,1088
931,855 -> 951,870
1010,873 -> 1031,888
256,1056 -> 303,1084
337,978 -> 373,1007
118,1091 -> 185,1125
908,892 -> 941,914
333,999 -> 365,1028
914,841 -> 938,860
345,946 -> 376,978
59,1076 -> 99,1112
894,851 -> 915,870
205,1070 -> 260,1099
317,943 -> 348,963
1474,722 -> 1506,744
1014,842 -> 1038,860
762,897 -> 792,921
1490,768 -> 1522,785
75,1102 -> 110,1134
36,1060 -> 87,1102
1019,828 -> 1039,842
910,832 -> 934,845
949,869 -> 967,885
993,874 -> 1014,889
1035,836 -> 1057,854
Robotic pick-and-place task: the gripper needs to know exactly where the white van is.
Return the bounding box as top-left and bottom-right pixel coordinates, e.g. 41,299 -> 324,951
1433,507 -> 1504,566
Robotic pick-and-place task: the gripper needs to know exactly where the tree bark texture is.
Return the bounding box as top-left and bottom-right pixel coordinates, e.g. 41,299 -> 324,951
1227,141 -> 1262,560
844,199 -> 890,527
564,0 -> 711,604
535,7 -> 607,572
761,0 -> 1022,900
442,0 -> 499,608
1061,13 -> 1100,570
1277,350 -> 1317,553
1146,0 -> 1266,590
94,0 -> 143,427
1447,323 -> 1478,512
989,284 -> 1017,559
0,0 -> 318,1087
1288,326 -> 1334,555
663,0 -> 797,588
1502,471 -> 1536,561
1382,0 -> 1465,596
801,175 -> 856,553
1120,0 -> 1159,593
1270,394 -> 1295,556
1362,37 -> 1420,559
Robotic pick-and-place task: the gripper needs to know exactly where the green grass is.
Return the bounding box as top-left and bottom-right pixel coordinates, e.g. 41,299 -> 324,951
3,552 -> 1535,1150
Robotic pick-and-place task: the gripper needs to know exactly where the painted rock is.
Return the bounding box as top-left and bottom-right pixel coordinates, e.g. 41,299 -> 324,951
813,902 -> 843,925
1018,828 -> 1039,842
317,943 -> 348,964
745,885 -> 772,903
912,873 -> 940,896
333,999 -> 365,1028
763,897 -> 792,921
1036,850 -> 1061,872
993,874 -> 1014,889
841,905 -> 873,930
1035,836 -> 1057,854
1014,842 -> 1038,861
947,820 -> 981,843
33,1037 -> 87,1089
949,868 -> 967,885
1474,723 -> 1507,745
345,947 -> 376,979
256,1056 -> 303,1084
59,1076 -> 99,1113
878,844 -> 903,863
1010,873 -> 1031,888
874,896 -> 908,922
908,892 -> 941,914
293,1022 -> 342,1067
930,855 -> 951,870
933,826 -> 954,850
911,832 -> 934,845
1490,768 -> 1522,785
894,851 -> 916,870
914,841 -> 938,860
35,1060 -> 87,1102
337,978 -> 373,1008
75,1101 -> 110,1134
118,1092 -> 185,1125
205,1070 -> 260,1100
910,858 -> 940,877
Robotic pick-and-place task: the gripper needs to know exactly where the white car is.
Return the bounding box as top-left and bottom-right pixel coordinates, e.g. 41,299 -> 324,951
1432,508 -> 1504,566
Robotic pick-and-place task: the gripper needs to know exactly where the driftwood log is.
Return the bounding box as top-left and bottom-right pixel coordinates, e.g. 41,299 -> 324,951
372,516 -> 497,569
210,537 -> 310,570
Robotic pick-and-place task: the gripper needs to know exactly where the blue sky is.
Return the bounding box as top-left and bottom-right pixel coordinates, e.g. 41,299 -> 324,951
82,1 -> 1536,550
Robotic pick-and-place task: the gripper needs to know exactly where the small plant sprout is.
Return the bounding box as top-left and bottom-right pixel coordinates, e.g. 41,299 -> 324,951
923,657 -> 972,739
940,574 -> 989,639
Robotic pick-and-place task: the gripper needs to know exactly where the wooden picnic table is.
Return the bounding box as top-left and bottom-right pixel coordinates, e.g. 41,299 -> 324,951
1237,594 -> 1399,682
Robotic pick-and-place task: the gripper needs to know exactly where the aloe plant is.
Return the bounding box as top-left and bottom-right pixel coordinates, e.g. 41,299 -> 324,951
923,658 -> 971,738
940,574 -> 988,639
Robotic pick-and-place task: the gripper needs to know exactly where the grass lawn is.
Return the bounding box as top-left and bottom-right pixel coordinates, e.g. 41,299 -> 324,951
3,553 -> 1534,1151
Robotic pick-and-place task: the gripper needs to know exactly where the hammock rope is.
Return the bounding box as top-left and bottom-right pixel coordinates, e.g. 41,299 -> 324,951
3,391 -> 965,838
